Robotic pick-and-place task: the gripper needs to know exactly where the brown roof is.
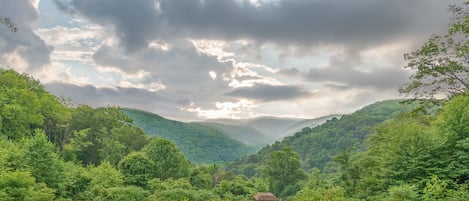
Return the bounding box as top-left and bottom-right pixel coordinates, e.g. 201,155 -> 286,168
253,192 -> 279,201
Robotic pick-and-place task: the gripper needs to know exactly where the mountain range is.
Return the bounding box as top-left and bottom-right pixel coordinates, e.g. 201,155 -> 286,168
123,108 -> 339,164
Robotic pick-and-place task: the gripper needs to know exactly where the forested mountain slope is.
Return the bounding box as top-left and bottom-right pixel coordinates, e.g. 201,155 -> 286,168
225,100 -> 418,177
123,108 -> 255,164
198,121 -> 271,146
202,115 -> 339,146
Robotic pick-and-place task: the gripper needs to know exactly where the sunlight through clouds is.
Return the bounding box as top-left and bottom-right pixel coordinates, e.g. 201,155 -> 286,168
183,99 -> 259,119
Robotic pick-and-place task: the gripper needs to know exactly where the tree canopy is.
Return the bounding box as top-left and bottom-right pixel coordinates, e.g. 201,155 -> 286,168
400,1 -> 469,99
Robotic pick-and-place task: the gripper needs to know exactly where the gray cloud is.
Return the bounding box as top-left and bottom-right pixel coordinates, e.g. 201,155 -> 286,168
225,84 -> 310,101
0,0 -> 51,70
305,66 -> 411,90
91,40 -> 236,108
53,0 -> 452,52
278,67 -> 300,76
45,82 -> 202,121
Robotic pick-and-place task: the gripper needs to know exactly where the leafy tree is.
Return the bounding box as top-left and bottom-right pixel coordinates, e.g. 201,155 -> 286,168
24,130 -> 64,189
400,2 -> 469,99
263,146 -> 306,198
334,148 -> 362,196
118,151 -> 154,187
142,138 -> 192,180
0,70 -> 44,139
385,184 -> 418,201
62,129 -> 92,162
84,161 -> 124,198
293,186 -> 348,201
96,186 -> 150,201
67,106 -> 145,165
0,69 -> 69,144
0,171 -> 55,201
148,178 -> 220,201
423,175 -> 448,201
434,94 -> 469,183
58,162 -> 92,200
368,115 -> 443,185
189,166 -> 212,190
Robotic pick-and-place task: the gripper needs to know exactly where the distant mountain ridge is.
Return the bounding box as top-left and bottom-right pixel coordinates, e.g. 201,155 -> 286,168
201,115 -> 341,146
123,108 -> 255,164
123,108 -> 341,164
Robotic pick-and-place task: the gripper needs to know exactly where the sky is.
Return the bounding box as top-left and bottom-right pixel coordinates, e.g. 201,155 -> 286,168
0,0 -> 461,121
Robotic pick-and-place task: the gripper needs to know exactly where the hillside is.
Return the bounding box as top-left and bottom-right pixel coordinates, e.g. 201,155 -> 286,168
198,122 -> 270,146
225,100 -> 418,177
278,114 -> 342,140
202,115 -> 339,146
123,108 -> 255,164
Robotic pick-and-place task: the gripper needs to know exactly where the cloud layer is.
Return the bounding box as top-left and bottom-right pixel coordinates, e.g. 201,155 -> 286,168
54,0 -> 451,51
0,0 -> 460,120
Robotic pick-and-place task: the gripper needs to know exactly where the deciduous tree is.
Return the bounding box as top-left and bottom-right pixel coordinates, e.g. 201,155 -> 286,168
400,2 -> 469,99
263,146 -> 306,198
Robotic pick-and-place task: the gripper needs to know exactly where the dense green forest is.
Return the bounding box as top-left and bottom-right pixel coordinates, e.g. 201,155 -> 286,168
2,1 -> 469,200
225,99 -> 419,177
123,108 -> 254,164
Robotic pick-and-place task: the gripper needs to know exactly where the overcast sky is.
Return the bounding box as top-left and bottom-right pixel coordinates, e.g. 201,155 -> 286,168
0,0 -> 461,121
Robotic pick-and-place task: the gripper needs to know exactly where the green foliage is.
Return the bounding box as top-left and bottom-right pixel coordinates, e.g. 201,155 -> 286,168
423,176 -> 448,201
385,184 -> 418,201
0,69 -> 70,145
58,162 -> 91,200
400,2 -> 469,99
143,138 -> 192,180
366,115 -> 443,187
84,161 -> 124,198
118,151 -> 154,187
24,130 -> 64,189
293,186 -> 348,201
97,186 -> 150,201
0,171 -> 55,201
263,147 -> 306,198
227,100 -> 417,177
124,108 -> 254,164
148,178 -> 220,201
189,166 -> 213,190
67,106 -> 147,165
430,94 -> 469,183
212,176 -> 267,200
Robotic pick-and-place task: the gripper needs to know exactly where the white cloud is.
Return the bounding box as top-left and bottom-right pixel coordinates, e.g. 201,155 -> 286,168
148,40 -> 171,51
183,99 -> 259,119
38,62 -> 90,85
30,0 -> 40,11
35,25 -> 105,63
1,49 -> 30,72
209,71 -> 217,80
